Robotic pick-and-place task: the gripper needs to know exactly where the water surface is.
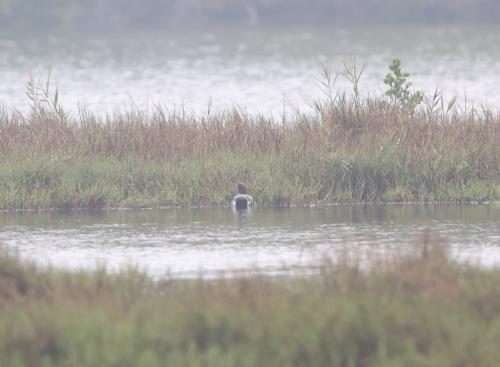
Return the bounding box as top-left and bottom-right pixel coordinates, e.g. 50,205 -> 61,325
1,205 -> 499,277
1,25 -> 500,115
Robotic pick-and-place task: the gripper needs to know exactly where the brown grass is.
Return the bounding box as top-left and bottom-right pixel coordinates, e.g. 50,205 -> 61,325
1,93 -> 498,166
0,78 -> 497,209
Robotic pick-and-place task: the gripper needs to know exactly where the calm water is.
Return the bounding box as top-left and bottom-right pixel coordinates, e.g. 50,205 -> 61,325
1,205 -> 499,277
2,25 -> 500,115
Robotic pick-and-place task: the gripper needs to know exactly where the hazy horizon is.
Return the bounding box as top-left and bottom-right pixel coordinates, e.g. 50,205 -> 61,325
1,0 -> 500,34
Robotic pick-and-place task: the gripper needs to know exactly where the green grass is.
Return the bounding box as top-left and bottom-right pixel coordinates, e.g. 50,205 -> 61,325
2,237 -> 500,366
1,77 -> 498,209
0,150 -> 497,210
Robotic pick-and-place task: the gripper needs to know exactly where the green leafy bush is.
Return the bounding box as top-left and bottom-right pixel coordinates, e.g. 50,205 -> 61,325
384,58 -> 424,110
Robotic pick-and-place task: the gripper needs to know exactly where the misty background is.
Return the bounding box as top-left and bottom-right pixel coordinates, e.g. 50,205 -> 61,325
1,0 -> 499,33
1,1 -> 500,115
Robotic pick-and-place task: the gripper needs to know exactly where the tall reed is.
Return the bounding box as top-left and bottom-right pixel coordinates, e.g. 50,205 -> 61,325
0,74 -> 498,209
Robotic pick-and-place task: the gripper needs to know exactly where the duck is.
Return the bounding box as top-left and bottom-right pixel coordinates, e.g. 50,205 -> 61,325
232,182 -> 253,210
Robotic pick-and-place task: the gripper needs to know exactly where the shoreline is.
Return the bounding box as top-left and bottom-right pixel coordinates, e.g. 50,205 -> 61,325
0,154 -> 497,211
0,200 -> 495,214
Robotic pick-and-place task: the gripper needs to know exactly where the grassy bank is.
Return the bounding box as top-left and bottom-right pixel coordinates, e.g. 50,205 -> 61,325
0,152 -> 497,210
0,72 -> 498,210
2,237 -> 500,366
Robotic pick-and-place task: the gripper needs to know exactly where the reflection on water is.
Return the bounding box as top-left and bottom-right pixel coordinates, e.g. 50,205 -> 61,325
1,25 -> 500,115
1,205 -> 499,277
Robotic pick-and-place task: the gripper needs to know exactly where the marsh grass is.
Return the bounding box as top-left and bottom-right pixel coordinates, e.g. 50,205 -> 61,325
2,235 -> 500,366
0,73 -> 498,209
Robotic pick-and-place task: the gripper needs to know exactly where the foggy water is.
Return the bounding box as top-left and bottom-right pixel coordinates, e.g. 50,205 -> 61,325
2,25 -> 500,116
1,205 -> 499,277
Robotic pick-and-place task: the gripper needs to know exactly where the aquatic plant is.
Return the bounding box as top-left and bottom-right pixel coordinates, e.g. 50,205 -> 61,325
1,235 -> 500,366
0,67 -> 498,209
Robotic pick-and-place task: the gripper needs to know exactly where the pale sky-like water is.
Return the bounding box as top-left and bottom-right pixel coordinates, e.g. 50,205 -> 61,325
1,25 -> 500,116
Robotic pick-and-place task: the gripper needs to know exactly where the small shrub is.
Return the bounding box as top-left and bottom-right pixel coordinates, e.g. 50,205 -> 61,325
384,58 -> 424,111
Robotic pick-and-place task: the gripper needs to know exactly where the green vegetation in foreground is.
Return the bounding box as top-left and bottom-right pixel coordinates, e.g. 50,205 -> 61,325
2,237 -> 500,366
0,61 -> 498,209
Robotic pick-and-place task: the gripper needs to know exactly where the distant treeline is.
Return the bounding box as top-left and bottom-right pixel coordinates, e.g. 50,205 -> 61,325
0,0 -> 499,32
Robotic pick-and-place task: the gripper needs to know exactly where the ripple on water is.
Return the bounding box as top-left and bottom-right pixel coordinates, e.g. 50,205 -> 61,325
1,205 -> 499,277
2,26 -> 500,115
